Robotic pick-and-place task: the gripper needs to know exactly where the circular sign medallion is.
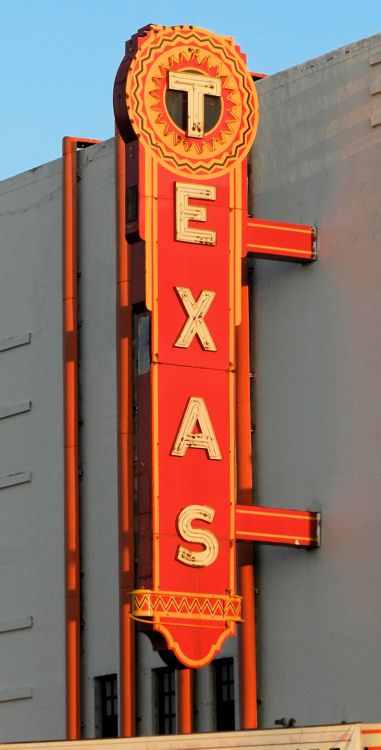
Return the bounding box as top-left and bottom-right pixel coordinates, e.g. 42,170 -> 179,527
125,25 -> 259,177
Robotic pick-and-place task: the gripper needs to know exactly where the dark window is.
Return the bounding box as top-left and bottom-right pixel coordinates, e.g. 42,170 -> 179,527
214,658 -> 235,731
95,674 -> 118,738
154,667 -> 176,735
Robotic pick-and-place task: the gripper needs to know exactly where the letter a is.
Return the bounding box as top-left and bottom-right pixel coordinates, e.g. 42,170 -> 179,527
171,397 -> 222,460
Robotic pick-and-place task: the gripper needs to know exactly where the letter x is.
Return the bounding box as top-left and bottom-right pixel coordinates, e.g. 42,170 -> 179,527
174,287 -> 217,351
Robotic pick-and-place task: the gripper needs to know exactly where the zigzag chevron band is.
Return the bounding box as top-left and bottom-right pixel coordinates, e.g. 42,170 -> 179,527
130,590 -> 242,622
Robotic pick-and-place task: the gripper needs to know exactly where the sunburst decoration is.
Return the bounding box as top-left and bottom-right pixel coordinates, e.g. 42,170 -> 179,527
149,48 -> 239,156
125,25 -> 259,177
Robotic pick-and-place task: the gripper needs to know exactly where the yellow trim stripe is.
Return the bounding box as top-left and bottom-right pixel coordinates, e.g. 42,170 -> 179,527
228,170 -> 235,368
236,508 -> 316,521
152,363 -> 160,588
234,164 -> 242,326
229,370 -> 235,592
144,152 -> 153,310
156,614 -> 236,632
134,610 -> 241,622
151,159 -> 159,586
236,530 -> 317,542
152,161 -> 159,358
248,243 -> 312,256
248,220 -> 313,235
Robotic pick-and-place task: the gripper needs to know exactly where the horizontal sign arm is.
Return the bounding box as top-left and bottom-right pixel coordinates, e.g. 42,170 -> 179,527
247,217 -> 316,263
236,505 -> 320,548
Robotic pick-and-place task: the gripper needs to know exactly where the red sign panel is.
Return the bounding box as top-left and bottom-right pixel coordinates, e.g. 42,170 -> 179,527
114,24 -> 258,666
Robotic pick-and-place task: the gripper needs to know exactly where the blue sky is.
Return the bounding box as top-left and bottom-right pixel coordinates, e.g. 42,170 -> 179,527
1,0 -> 380,181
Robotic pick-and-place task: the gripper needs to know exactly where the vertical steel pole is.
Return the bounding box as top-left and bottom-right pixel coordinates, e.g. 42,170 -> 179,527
237,259 -> 258,729
63,136 -> 101,740
115,129 -> 136,736
63,136 -> 81,740
177,669 -> 193,734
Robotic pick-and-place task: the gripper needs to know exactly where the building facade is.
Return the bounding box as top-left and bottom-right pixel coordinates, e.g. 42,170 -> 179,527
0,31 -> 380,742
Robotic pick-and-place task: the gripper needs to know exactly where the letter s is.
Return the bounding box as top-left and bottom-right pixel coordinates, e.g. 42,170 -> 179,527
176,505 -> 219,568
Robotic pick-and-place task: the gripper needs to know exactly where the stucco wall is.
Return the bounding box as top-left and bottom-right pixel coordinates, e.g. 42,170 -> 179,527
250,33 -> 381,727
0,160 -> 66,740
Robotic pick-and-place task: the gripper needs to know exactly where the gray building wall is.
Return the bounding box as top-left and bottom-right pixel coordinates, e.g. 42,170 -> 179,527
0,160 -> 66,740
251,34 -> 381,727
0,30 -> 380,743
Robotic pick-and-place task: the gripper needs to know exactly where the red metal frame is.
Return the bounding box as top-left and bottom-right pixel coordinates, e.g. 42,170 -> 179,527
236,506 -> 320,547
247,217 -> 316,263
